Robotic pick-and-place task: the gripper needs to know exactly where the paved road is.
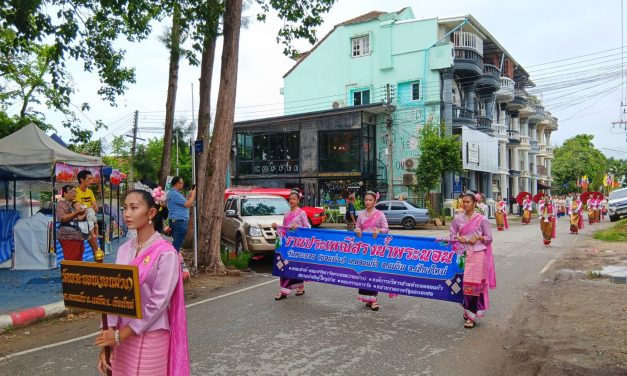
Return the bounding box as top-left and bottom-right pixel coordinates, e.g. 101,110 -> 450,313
0,217 -> 605,375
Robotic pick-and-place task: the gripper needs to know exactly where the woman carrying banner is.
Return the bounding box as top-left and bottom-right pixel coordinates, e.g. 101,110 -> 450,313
56,185 -> 87,261
354,190 -> 389,311
272,189 -> 310,300
495,195 -> 508,231
95,182 -> 189,376
568,194 -> 584,234
449,192 -> 496,329
538,196 -> 556,247
521,194 -> 533,224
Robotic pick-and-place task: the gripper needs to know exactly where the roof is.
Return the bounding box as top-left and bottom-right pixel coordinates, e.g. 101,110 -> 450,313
0,123 -> 102,180
283,8 -> 409,78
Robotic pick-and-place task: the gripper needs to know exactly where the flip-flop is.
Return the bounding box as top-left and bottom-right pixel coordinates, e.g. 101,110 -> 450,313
295,290 -> 305,296
464,320 -> 475,329
274,294 -> 287,301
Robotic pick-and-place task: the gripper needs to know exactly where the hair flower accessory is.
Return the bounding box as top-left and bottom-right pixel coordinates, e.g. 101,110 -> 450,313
375,192 -> 380,200
152,186 -> 166,202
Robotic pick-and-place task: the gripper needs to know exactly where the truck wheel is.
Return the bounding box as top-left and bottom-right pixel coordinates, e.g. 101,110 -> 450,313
609,215 -> 619,222
235,235 -> 245,255
402,217 -> 416,230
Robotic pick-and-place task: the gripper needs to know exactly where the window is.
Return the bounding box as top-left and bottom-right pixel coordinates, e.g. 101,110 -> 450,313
224,197 -> 236,212
375,203 -> 388,211
353,89 -> 370,106
351,35 -> 370,57
411,82 -> 420,101
391,202 -> 406,211
319,131 -> 361,172
236,131 -> 299,175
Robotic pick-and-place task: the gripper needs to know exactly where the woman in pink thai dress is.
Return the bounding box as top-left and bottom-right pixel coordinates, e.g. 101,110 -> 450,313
449,193 -> 496,329
95,184 -> 189,376
272,189 -> 310,300
354,190 -> 389,311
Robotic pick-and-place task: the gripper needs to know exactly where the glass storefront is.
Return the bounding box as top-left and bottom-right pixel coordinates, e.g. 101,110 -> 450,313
318,131 -> 360,173
236,132 -> 299,175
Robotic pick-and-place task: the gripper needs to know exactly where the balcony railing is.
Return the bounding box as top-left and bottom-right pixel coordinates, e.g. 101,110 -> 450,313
530,140 -> 539,151
452,105 -> 475,122
547,147 -> 554,156
520,135 -> 530,145
454,49 -> 483,65
493,124 -> 507,136
507,130 -> 520,141
483,64 -> 500,78
453,31 -> 484,55
539,145 -> 547,154
500,76 -> 514,89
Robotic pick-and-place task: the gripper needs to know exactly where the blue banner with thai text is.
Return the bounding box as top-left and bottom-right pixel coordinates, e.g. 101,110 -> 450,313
272,228 -> 464,303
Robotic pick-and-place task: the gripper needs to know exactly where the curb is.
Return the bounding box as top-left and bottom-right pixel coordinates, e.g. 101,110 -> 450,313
0,301 -> 67,330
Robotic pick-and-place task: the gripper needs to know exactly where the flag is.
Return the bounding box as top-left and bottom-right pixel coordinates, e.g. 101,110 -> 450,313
603,175 -> 609,187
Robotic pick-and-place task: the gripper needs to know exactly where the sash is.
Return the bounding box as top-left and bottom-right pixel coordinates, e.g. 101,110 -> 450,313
283,208 -> 302,227
457,214 -> 496,290
130,239 -> 190,376
360,210 -> 381,231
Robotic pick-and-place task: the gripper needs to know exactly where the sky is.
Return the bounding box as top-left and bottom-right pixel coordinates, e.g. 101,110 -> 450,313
29,0 -> 627,159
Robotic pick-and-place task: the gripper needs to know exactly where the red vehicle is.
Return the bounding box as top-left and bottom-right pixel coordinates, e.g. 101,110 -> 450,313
224,187 -> 326,227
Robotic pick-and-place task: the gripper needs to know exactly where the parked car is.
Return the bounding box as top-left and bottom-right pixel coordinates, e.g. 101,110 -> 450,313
608,187 -> 627,222
222,194 -> 289,255
224,187 -> 326,226
359,200 -> 430,230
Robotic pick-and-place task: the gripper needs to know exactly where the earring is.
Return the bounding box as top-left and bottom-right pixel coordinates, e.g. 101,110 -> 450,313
149,218 -> 153,225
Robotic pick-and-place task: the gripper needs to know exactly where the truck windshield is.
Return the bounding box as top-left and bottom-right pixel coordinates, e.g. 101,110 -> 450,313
609,189 -> 627,200
241,198 -> 290,216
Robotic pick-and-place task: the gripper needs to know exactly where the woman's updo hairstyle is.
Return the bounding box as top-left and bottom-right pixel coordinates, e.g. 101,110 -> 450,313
461,192 -> 477,203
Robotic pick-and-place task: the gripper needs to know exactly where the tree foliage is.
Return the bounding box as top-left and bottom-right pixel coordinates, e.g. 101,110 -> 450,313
552,134 -> 607,193
413,122 -> 462,194
606,157 -> 627,188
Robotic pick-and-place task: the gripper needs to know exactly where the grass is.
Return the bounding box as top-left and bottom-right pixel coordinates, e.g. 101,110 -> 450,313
593,218 -> 627,242
221,247 -> 252,270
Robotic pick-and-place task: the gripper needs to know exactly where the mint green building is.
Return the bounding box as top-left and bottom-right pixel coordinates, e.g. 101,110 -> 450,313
279,7 -> 558,212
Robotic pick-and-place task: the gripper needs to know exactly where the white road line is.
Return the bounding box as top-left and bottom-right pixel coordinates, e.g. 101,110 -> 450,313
0,277 -> 278,362
540,259 -> 556,275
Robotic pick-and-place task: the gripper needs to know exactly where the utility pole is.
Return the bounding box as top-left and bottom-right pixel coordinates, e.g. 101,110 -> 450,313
128,110 -> 139,187
385,84 -> 396,200
175,131 -> 180,176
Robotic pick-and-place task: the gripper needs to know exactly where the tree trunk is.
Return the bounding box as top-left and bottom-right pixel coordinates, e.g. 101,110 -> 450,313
182,34 -> 217,250
198,0 -> 242,272
158,7 -> 182,187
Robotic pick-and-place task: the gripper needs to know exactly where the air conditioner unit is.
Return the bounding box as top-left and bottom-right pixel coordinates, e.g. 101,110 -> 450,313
402,173 -> 416,186
331,100 -> 345,109
404,158 -> 416,170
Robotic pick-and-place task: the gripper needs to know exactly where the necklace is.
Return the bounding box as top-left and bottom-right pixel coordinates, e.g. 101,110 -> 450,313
133,231 -> 161,257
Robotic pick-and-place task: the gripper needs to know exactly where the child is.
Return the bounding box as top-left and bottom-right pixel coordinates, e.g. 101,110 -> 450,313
73,201 -> 100,251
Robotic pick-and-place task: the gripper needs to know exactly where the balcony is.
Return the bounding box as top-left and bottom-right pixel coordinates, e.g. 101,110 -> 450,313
493,124 -> 508,138
530,140 -> 539,154
521,170 -> 531,178
507,93 -> 528,111
452,105 -> 475,126
550,117 -> 559,131
546,147 -> 554,158
496,76 -> 515,103
520,135 -> 530,146
452,32 -> 484,77
538,144 -> 547,156
475,64 -> 501,94
507,130 -> 521,144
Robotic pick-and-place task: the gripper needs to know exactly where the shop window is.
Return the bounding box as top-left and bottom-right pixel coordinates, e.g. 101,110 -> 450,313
319,131 -> 360,173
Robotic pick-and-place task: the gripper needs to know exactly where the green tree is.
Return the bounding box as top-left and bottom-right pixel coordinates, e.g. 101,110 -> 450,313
102,136 -> 131,174
69,140 -> 103,156
413,121 -> 463,194
606,157 -> 627,188
552,135 -> 607,194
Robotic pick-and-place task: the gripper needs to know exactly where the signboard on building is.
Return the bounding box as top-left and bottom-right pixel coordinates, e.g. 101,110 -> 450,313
461,127 -> 498,173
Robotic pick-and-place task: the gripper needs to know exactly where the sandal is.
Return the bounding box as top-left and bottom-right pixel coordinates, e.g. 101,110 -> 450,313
274,294 -> 287,301
369,302 -> 380,311
295,289 -> 305,296
464,319 -> 475,329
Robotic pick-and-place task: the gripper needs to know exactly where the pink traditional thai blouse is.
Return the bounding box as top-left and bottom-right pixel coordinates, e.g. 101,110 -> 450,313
283,208 -> 310,228
107,239 -> 179,334
355,209 -> 389,233
449,212 -> 493,253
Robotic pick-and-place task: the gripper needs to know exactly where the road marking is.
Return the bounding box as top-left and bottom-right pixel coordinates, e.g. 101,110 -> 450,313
540,259 -> 556,275
0,277 -> 278,362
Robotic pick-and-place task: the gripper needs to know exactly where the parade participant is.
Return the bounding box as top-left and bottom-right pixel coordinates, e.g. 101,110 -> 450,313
587,194 -> 596,225
354,190 -> 389,311
75,170 -> 102,258
345,193 -> 357,231
557,196 -> 567,218
521,194 -> 533,224
568,194 -> 584,234
476,193 -> 489,218
449,192 -> 496,329
601,198 -> 608,221
166,176 -> 195,252
272,189 -> 310,300
592,194 -> 601,224
454,193 -> 464,214
95,182 -> 189,376
538,196 -> 556,247
495,195 -> 508,231
56,185 -> 86,261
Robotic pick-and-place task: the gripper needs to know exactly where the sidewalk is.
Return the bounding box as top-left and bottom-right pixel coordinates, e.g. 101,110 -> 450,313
0,237 -> 126,328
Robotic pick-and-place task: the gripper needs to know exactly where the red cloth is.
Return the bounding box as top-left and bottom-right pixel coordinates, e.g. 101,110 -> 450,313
59,240 -> 84,261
